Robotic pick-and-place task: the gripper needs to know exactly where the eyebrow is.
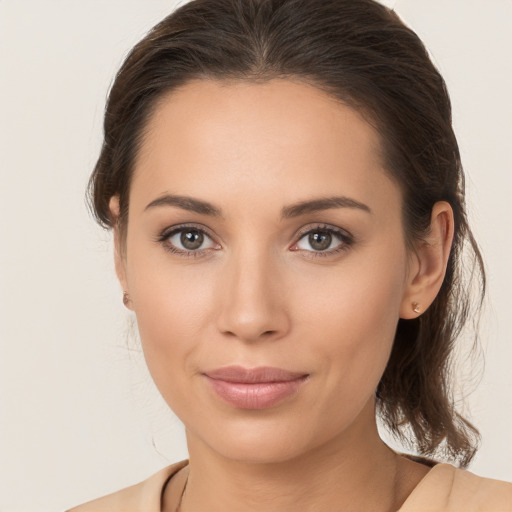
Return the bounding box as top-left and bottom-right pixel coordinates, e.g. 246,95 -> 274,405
144,194 -> 223,217
281,196 -> 372,218
144,194 -> 372,218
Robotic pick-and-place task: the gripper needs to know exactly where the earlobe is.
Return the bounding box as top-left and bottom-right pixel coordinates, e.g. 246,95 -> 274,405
109,196 -> 131,309
400,201 -> 454,319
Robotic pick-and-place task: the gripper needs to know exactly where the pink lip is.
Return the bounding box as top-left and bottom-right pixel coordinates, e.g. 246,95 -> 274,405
203,366 -> 309,409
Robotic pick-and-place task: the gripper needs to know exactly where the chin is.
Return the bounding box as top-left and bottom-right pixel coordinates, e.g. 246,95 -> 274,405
212,439 -> 306,465
188,415 -> 325,465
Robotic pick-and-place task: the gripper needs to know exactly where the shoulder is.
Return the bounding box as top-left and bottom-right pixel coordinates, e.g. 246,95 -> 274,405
399,463 -> 512,512
66,459 -> 189,512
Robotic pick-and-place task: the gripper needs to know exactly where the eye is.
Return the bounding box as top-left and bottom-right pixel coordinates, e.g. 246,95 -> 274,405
159,225 -> 220,255
292,226 -> 352,254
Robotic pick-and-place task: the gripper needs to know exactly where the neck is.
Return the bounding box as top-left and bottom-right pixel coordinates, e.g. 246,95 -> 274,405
170,403 -> 426,512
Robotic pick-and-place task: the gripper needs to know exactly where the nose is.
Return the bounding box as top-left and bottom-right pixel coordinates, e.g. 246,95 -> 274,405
216,248 -> 290,342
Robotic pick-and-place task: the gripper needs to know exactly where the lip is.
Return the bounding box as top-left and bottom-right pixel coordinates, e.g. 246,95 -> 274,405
203,366 -> 309,409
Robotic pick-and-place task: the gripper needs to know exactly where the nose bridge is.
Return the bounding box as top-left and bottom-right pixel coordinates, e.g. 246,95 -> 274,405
216,240 -> 288,341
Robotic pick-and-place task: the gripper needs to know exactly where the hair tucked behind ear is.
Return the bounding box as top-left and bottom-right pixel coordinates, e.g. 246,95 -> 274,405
88,0 -> 485,467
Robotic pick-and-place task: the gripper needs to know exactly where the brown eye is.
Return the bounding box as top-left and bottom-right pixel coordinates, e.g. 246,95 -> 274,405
165,227 -> 218,253
181,230 -> 204,250
293,226 -> 351,254
308,231 -> 332,251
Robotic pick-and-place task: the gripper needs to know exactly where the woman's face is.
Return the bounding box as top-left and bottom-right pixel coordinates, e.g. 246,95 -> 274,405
117,79 -> 415,463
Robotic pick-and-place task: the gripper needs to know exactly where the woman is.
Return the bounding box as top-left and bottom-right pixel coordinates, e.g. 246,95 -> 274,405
68,0 -> 512,510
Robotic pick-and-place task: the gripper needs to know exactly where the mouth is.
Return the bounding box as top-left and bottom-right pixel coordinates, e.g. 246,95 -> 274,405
202,365 -> 310,409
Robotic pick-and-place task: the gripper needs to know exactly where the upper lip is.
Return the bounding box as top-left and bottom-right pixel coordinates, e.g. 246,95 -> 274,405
204,365 -> 308,383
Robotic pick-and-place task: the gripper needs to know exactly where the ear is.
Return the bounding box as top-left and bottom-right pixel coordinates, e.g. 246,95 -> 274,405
109,196 -> 132,309
400,201 -> 454,319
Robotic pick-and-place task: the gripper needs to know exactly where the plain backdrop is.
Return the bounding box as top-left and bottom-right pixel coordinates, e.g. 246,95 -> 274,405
0,1 -> 511,510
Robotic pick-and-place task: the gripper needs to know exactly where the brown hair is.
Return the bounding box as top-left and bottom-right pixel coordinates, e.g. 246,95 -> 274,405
89,0 -> 485,467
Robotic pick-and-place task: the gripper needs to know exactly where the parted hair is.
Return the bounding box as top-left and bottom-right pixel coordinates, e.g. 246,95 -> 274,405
89,0 -> 485,466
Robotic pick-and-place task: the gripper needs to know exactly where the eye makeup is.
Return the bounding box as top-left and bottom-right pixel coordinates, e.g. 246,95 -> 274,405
290,223 -> 354,258
156,223 -> 221,258
155,222 -> 355,259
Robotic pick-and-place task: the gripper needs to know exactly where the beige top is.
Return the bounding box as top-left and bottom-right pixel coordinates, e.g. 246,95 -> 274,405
67,459 -> 512,512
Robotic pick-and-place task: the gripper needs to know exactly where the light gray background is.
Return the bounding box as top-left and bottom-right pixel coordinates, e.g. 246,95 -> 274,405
0,1 -> 511,510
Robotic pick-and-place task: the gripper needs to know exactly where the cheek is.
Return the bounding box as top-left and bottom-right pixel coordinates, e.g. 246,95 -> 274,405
294,247 -> 407,396
126,247 -> 217,398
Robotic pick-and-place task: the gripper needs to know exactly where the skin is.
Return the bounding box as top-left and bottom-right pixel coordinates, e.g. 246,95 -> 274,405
111,79 -> 454,512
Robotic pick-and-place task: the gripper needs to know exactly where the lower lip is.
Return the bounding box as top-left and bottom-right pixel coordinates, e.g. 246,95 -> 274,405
204,375 -> 309,409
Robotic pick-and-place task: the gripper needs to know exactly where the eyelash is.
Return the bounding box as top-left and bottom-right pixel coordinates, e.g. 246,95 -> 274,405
157,223 -> 219,258
157,223 -> 354,258
292,224 -> 354,258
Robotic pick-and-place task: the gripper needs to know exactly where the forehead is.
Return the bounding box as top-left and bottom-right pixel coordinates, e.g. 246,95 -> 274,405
130,78 -> 399,216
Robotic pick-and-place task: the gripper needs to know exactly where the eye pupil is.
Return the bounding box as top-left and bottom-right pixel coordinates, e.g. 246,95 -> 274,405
181,230 -> 204,250
309,231 -> 332,251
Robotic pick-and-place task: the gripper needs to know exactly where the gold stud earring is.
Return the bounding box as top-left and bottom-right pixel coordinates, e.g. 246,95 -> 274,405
122,291 -> 131,307
412,302 -> 420,314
